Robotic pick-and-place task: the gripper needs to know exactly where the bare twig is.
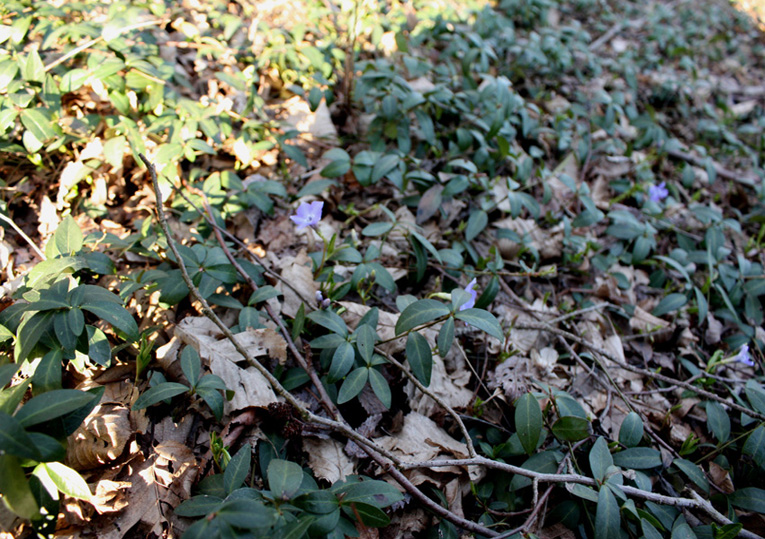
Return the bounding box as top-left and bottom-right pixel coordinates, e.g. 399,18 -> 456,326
0,213 -> 45,260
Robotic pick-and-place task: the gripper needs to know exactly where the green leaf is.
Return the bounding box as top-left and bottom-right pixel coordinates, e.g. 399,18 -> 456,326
361,222 -> 394,237
406,332 -> 432,387
743,425 -> 765,468
132,383 -> 189,410
354,324 -> 376,364
295,490 -> 338,514
196,385 -> 225,421
729,487 -> 765,513
81,302 -> 139,341
745,380 -> 765,414
335,479 -> 403,507
395,299 -> 450,335
454,308 -> 504,340
368,368 -> 391,409
321,159 -> 351,178
328,342 -> 355,382
23,49 -> 45,82
590,437 -> 613,483
87,326 -> 111,366
612,447 -> 662,469
175,495 -> 224,517
248,285 -> 280,305
595,484 -> 620,539
31,348 -> 63,393
307,310 -> 348,336
515,393 -> 542,455
673,458 -> 709,493
14,311 -> 55,364
551,416 -> 590,442
651,293 -> 688,317
267,459 -> 304,500
641,518 -> 664,539
0,411 -> 40,460
217,498 -> 278,529
705,401 -> 730,443
280,516 -> 316,539
346,501 -> 390,527
38,462 -> 91,500
180,346 -> 201,387
465,210 -> 488,242
337,367 -> 368,404
54,215 -> 84,256
54,311 -> 79,351
437,316 -> 455,357
15,389 -> 98,428
20,108 -> 57,142
619,412 -> 644,448
0,455 -> 38,519
224,443 -> 251,496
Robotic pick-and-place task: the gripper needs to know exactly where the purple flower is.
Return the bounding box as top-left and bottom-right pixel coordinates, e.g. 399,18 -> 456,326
737,344 -> 754,367
648,182 -> 668,202
459,278 -> 478,311
290,201 -> 323,230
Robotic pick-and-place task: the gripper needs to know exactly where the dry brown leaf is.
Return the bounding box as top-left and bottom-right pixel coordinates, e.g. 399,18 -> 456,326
405,351 -> 473,417
709,461 -> 735,493
494,216 -> 564,260
281,95 -> 337,140
303,438 -> 355,484
273,249 -> 318,318
629,306 -> 671,334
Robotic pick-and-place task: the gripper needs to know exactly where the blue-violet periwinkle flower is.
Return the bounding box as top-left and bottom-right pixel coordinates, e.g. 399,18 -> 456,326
649,182 -> 668,202
290,201 -> 324,230
460,278 -> 478,311
737,344 -> 754,367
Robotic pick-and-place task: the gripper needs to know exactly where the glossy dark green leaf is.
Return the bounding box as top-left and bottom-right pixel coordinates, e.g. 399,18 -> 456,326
354,324 -> 376,364
132,383 -> 189,411
31,348 -> 63,393
595,484 -> 620,539
515,393 -> 542,455
224,443 -> 251,496
743,425 -> 765,468
267,459 -> 304,500
15,389 -> 98,428
337,367 -> 368,404
395,299 -> 450,335
729,488 -> 765,513
612,447 -> 662,469
705,401 -> 730,443
295,490 -> 338,514
307,310 -> 348,336
589,437 -> 613,483
651,293 -> 688,317
196,387 -> 224,421
0,411 -> 40,460
328,342 -> 355,382
81,302 -> 139,341
180,346 -> 201,387
551,416 -> 590,442
745,380 -> 765,414
174,495 -> 224,517
465,209 -> 488,242
14,311 -> 54,364
345,501 -> 390,527
336,479 -> 403,507
0,455 -> 38,519
406,332 -> 432,387
454,308 -> 504,340
673,458 -> 709,493
87,325 -> 111,366
368,368 -> 391,409
361,222 -> 394,237
619,412 -> 644,448
437,316 -> 455,357
217,498 -> 277,529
